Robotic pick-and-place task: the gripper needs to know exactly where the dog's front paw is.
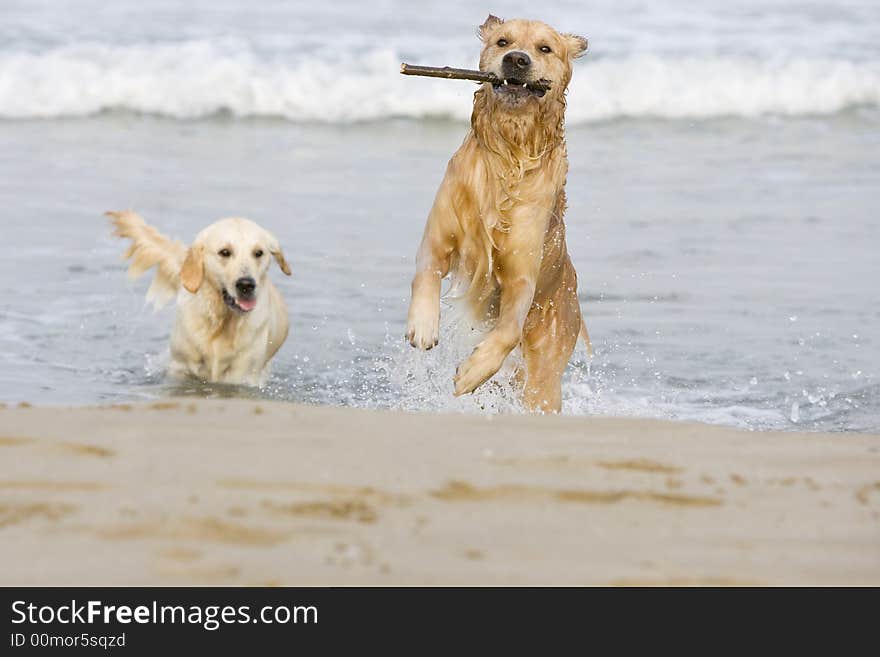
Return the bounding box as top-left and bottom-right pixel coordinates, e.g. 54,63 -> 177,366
453,342 -> 505,396
405,304 -> 439,350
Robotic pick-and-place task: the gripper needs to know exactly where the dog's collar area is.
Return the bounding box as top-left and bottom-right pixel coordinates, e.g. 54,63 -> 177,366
222,288 -> 255,314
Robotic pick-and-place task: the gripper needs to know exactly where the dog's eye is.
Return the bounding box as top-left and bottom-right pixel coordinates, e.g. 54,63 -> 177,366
539,45 -> 552,54
254,250 -> 264,258
218,249 -> 231,258
497,38 -> 508,47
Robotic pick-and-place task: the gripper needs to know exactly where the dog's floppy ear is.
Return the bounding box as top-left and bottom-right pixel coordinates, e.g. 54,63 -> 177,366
272,249 -> 292,276
180,244 -> 204,293
478,14 -> 504,41
264,231 -> 292,276
563,33 -> 588,59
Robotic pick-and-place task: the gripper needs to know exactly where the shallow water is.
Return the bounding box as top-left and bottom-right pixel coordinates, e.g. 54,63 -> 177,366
1,0 -> 879,431
0,113 -> 877,431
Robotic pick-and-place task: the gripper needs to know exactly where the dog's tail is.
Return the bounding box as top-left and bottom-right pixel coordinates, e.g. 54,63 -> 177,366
107,210 -> 187,309
579,316 -> 594,358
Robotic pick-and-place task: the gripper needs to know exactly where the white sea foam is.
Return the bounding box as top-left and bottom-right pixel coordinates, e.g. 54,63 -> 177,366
1,41 -> 878,122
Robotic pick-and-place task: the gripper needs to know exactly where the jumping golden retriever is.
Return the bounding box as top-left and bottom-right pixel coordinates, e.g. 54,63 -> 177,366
108,211 -> 291,385
405,15 -> 591,412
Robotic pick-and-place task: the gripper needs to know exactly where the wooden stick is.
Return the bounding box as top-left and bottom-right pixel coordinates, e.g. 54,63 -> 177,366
400,63 -> 551,91
400,63 -> 498,84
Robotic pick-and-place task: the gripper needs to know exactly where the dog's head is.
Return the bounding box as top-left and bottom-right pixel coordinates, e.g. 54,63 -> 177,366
180,217 -> 291,314
478,15 -> 587,110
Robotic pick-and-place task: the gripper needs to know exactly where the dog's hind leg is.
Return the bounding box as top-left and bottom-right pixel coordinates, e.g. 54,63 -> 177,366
520,313 -> 577,413
519,271 -> 582,412
521,349 -> 565,413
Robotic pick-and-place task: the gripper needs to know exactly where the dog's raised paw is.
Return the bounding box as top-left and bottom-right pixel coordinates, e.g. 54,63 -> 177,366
453,343 -> 504,396
405,311 -> 440,350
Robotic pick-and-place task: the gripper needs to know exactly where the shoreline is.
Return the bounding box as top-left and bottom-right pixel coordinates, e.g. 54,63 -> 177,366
2,399 -> 878,585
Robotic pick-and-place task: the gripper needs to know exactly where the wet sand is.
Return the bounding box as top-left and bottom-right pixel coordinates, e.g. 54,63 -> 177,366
1,399 -> 878,585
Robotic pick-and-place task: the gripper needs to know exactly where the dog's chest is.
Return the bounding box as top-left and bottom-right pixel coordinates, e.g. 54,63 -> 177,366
208,324 -> 267,377
171,312 -> 269,383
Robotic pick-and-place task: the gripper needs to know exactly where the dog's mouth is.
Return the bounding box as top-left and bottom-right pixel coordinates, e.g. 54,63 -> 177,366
491,77 -> 549,99
222,288 -> 257,314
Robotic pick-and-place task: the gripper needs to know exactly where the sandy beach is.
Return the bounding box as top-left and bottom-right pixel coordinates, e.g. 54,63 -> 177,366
1,399 -> 878,586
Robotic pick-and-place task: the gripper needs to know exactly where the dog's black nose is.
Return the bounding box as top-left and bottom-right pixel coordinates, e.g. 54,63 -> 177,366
503,51 -> 531,70
235,277 -> 256,298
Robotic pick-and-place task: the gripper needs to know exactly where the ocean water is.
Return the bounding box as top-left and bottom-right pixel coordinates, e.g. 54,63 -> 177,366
0,0 -> 878,432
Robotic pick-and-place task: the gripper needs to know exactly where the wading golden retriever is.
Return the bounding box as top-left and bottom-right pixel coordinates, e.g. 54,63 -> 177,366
108,211 -> 291,385
405,15 -> 592,412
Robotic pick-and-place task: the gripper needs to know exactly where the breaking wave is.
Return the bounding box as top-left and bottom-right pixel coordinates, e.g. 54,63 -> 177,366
1,40 -> 879,122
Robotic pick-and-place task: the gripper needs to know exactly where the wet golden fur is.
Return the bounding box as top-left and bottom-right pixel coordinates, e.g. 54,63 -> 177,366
109,211 -> 291,385
406,15 -> 591,412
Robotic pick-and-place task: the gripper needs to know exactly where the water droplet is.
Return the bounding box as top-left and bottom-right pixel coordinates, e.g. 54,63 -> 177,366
790,403 -> 800,423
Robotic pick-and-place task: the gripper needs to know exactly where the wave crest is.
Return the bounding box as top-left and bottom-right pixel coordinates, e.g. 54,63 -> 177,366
1,41 -> 878,122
